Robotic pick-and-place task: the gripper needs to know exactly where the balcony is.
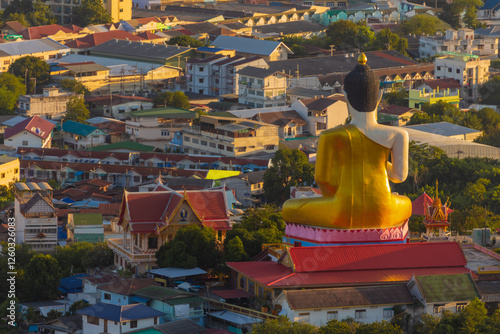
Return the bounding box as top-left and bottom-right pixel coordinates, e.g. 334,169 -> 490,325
107,238 -> 157,264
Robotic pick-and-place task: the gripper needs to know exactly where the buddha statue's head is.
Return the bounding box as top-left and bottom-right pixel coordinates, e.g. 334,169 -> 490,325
343,53 -> 381,113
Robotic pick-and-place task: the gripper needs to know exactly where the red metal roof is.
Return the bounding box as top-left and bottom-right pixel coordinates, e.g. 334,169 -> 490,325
422,78 -> 462,90
289,242 -> 466,273
5,116 -> 55,140
126,192 -> 180,222
212,289 -> 253,299
412,192 -> 453,216
19,24 -> 75,39
65,30 -> 144,48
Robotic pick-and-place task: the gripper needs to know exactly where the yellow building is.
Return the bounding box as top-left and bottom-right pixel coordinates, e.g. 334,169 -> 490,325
408,78 -> 461,110
0,156 -> 19,186
104,0 -> 132,23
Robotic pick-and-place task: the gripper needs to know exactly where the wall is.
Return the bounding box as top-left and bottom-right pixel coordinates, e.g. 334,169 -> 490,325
6,132 -> 44,149
0,158 -> 19,186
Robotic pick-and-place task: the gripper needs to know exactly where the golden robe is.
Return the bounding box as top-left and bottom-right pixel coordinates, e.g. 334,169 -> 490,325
282,125 -> 412,229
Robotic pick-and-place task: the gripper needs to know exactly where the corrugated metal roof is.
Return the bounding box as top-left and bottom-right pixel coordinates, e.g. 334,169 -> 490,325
77,303 -> 165,322
213,35 -> 288,56
406,122 -> 482,137
0,38 -> 68,56
289,242 -> 466,273
415,273 -> 480,303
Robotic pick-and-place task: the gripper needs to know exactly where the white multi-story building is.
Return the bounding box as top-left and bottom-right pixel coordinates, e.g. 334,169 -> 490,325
419,29 -> 498,58
182,115 -> 279,157
14,182 -> 57,253
186,55 -> 267,96
434,53 -> 490,100
238,67 -> 289,108
17,88 -> 81,120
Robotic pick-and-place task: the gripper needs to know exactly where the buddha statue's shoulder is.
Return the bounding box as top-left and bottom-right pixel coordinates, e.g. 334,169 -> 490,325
319,124 -> 360,138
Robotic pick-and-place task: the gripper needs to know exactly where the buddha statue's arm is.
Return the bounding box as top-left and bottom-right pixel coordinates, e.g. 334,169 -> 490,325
386,130 -> 409,183
315,129 -> 341,195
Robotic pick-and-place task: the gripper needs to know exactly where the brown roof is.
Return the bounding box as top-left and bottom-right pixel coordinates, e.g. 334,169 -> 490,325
284,284 -> 413,310
379,105 -> 418,116
300,95 -> 345,111
84,275 -> 123,285
421,78 -> 462,90
65,30 -> 144,49
19,24 -> 75,40
99,278 -> 158,295
1,21 -> 26,33
253,110 -> 307,127
86,94 -> 152,105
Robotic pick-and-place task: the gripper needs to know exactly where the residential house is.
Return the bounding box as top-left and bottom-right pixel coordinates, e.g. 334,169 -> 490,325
132,285 -> 206,325
252,21 -> 326,39
187,55 -> 229,96
181,115 -> 279,157
108,188 -> 231,273
378,105 -> 419,126
18,24 -> 85,42
4,116 -> 55,149
408,79 -> 461,110
0,38 -> 69,72
62,121 -> 107,149
65,30 -> 145,50
67,213 -> 104,243
125,107 -> 196,149
291,95 -> 348,136
252,110 -> 307,138
147,267 -> 207,287
77,302 -> 165,333
434,53 -> 490,101
419,29 -> 498,58
408,273 -> 481,316
14,182 -> 57,252
86,95 -> 154,120
17,87 -> 82,120
0,21 -> 26,35
405,122 -> 483,141
213,35 -> 293,62
0,156 -> 19,186
478,0 -> 500,20
97,278 -> 158,306
227,242 -> 471,301
238,67 -> 289,108
38,314 -> 83,334
52,61 -> 111,92
277,285 -> 414,326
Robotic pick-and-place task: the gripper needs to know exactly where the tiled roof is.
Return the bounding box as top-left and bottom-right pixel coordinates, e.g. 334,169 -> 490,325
19,24 -> 74,40
77,303 -> 165,322
98,278 -> 158,295
136,31 -> 163,40
415,273 -> 480,303
1,21 -> 26,33
4,115 -> 55,140
299,95 -> 345,111
180,22 -> 219,35
421,78 -> 462,90
65,30 -> 144,49
288,242 -> 467,273
253,109 -> 307,127
62,120 -> 101,137
284,285 -> 413,310
86,141 -> 155,152
253,21 -> 325,35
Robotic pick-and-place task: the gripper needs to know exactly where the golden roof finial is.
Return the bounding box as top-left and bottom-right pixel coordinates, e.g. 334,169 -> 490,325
358,53 -> 367,65
435,179 -> 439,200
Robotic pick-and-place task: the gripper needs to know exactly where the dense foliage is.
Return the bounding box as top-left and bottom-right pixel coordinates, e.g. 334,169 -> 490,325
64,97 -> 90,123
9,56 -> 50,94
2,0 -> 55,27
153,91 -> 190,109
70,0 -> 112,27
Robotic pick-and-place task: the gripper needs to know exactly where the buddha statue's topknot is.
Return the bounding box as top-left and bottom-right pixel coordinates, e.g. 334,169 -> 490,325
343,53 -> 380,112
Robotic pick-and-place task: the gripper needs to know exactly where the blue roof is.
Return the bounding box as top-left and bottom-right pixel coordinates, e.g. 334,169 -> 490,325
58,226 -> 67,240
77,303 -> 165,322
197,46 -> 227,53
70,199 -> 108,208
59,274 -> 89,294
61,197 -> 75,204
481,0 -> 500,9
213,35 -> 290,57
62,120 -> 102,137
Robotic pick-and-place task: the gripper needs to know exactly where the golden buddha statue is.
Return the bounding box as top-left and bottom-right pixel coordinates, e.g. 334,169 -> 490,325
282,53 -> 412,230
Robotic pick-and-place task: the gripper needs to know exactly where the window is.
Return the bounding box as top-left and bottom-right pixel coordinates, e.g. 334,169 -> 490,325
209,142 -> 216,148
218,144 -> 224,150
355,310 -> 366,319
161,130 -> 169,136
436,66 -> 441,71
448,68 -> 452,72
257,79 -> 263,85
3,60 -> 8,65
22,141 -> 28,146
184,136 -> 190,142
130,320 -> 137,328
456,303 -> 467,312
226,146 -> 233,152
87,316 -> 99,325
199,66 -> 204,72
297,313 -> 310,323
338,1 -> 347,5
1,173 -> 4,178
104,293 -> 111,300
119,8 -> 123,12
148,237 -> 158,249
248,89 -> 255,95
256,90 -> 263,96
383,307 -> 394,318
238,147 -> 246,152
433,304 -> 445,314
240,276 -> 247,289
201,140 -> 207,146
192,138 -> 199,144
456,69 -> 460,74
265,145 -> 275,150
248,280 -> 255,294
327,311 -> 338,321
199,78 -> 204,83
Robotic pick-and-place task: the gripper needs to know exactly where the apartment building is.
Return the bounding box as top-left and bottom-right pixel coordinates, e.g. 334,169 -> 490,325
434,53 -> 490,101
182,115 -> 279,157
0,156 -> 19,186
238,67 -> 289,108
14,182 -> 58,253
419,29 -> 498,58
0,39 -> 69,72
17,87 -> 82,120
408,79 -> 461,110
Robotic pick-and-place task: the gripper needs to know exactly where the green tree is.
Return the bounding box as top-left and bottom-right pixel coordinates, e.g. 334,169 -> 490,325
46,310 -> 63,321
27,0 -> 56,26
0,73 -> 26,115
171,91 -> 190,109
225,236 -> 249,262
168,35 -> 205,48
70,0 -> 112,27
61,79 -> 91,95
24,254 -> 61,301
153,91 -> 190,109
53,242 -> 94,277
326,20 -> 359,50
372,28 -> 408,55
401,15 -> 441,36
68,300 -> 90,315
319,319 -> 356,334
81,242 -> 113,271
384,89 -> 409,107
2,13 -> 29,27
252,316 -> 317,334
355,321 -> 403,334
9,56 -> 50,94
156,241 -> 198,269
439,0 -> 484,29
479,76 -> 500,105
354,21 -> 375,51
263,149 -> 315,205
64,97 -> 90,123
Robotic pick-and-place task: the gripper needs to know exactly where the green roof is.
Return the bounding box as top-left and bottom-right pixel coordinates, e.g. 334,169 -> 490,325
415,274 -> 480,303
73,213 -> 103,225
165,296 -> 205,306
208,111 -> 238,118
133,285 -> 197,301
74,233 -> 104,243
62,120 -> 103,137
128,329 -> 163,334
87,141 -> 156,152
130,107 -> 196,119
